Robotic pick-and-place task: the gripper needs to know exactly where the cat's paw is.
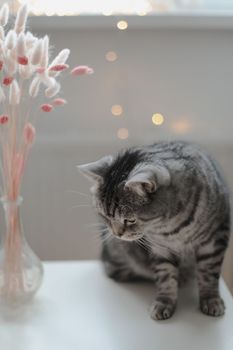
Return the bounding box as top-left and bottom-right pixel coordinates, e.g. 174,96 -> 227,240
150,299 -> 176,321
200,296 -> 225,317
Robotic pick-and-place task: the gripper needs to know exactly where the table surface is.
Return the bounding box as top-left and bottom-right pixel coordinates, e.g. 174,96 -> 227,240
0,261 -> 233,350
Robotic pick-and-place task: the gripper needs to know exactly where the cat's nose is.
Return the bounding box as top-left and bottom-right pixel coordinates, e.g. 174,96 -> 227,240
115,227 -> 125,237
117,230 -> 124,237
112,223 -> 125,237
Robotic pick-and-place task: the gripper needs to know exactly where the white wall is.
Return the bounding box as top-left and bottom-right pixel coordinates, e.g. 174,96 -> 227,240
1,19 -> 233,289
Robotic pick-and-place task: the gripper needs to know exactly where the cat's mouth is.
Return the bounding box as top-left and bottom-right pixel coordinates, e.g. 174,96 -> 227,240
115,232 -> 144,241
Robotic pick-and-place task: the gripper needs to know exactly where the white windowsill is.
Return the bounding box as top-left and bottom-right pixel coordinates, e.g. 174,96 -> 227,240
28,13 -> 233,31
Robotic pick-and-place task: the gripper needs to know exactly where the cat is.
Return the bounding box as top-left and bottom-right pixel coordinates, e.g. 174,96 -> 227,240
78,141 -> 230,321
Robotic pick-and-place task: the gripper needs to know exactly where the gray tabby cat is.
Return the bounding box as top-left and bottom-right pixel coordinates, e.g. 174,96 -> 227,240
79,141 -> 230,320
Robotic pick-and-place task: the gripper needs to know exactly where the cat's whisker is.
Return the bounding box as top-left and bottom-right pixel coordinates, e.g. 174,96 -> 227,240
66,189 -> 91,198
87,222 -> 106,228
101,233 -> 113,243
70,204 -> 92,210
89,226 -> 109,234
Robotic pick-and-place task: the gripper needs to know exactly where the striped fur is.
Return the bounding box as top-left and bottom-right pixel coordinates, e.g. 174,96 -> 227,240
79,141 -> 231,320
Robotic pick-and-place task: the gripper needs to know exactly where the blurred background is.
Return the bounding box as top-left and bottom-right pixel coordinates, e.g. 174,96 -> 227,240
1,0 -> 233,292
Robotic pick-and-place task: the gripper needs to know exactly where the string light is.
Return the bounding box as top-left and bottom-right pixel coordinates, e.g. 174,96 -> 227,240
117,20 -> 128,30
102,10 -> 113,16
152,113 -> 164,126
137,10 -> 148,16
117,128 -> 129,139
111,105 -> 123,116
21,1 -> 176,16
44,10 -> 56,16
105,51 -> 118,62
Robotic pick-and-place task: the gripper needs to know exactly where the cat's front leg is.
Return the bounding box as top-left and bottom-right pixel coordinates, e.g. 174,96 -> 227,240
150,257 -> 179,321
196,230 -> 229,317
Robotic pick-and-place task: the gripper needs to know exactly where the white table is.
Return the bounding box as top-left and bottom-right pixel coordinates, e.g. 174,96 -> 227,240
0,261 -> 233,350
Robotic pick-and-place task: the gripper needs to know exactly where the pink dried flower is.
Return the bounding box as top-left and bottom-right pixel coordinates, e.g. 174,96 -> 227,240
36,67 -> 45,74
49,49 -> 70,68
0,115 -> 9,125
48,49 -> 70,77
49,64 -> 69,72
24,123 -> 36,145
71,65 -> 94,76
0,60 -> 3,70
18,56 -> 28,65
3,76 -> 13,86
53,98 -> 67,106
41,104 -> 54,112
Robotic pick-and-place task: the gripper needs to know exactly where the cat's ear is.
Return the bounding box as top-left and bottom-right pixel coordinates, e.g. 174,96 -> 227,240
77,155 -> 113,183
124,165 -> 170,196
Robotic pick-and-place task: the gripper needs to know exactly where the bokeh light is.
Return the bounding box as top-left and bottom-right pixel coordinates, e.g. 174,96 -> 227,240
105,51 -> 118,62
152,113 -> 164,126
117,128 -> 129,139
117,20 -> 128,30
111,105 -> 123,116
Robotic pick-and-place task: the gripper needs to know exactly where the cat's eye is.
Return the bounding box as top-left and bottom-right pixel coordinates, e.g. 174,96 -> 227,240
124,219 -> 136,225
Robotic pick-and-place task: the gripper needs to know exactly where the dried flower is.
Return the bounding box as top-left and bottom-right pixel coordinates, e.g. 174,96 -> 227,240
53,98 -> 67,106
45,81 -> 60,98
71,66 -> 94,76
5,50 -> 17,75
29,77 -> 41,98
40,35 -> 49,68
49,49 -> 70,67
0,85 -> 5,102
41,75 -> 56,88
49,49 -> 70,76
41,104 -> 54,112
17,33 -> 28,66
0,3 -> 9,27
24,123 -> 36,145
5,29 -> 17,50
36,67 -> 45,74
3,76 -> 13,86
49,64 -> 69,72
0,115 -> 9,124
0,26 -> 4,40
9,80 -> 20,105
18,56 -> 28,65
9,47 -> 17,61
25,31 -> 37,49
31,39 -> 44,65
0,3 -> 93,204
19,64 -> 34,79
14,4 -> 28,34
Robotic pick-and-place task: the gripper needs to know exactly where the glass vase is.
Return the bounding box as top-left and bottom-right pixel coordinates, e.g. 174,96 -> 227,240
0,197 -> 43,306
